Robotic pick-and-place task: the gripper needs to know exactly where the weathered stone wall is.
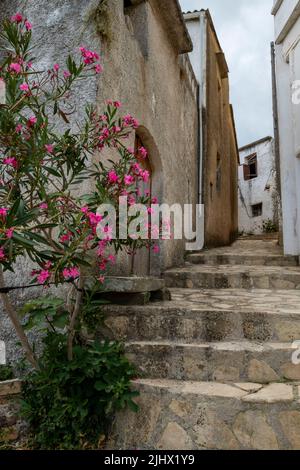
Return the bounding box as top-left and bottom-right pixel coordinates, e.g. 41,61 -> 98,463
203,15 -> 239,247
0,1 -> 198,363
99,0 -> 198,274
0,0 -> 102,365
0,379 -> 23,448
107,380 -> 300,450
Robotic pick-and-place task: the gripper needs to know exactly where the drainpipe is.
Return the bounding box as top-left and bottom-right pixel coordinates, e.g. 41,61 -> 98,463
197,11 -> 207,251
271,41 -> 283,245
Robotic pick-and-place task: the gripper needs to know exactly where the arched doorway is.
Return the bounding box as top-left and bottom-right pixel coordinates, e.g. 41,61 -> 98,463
131,134 -> 152,276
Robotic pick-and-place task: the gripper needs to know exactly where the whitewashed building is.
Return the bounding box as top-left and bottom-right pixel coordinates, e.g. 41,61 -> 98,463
238,137 -> 279,235
272,0 -> 300,254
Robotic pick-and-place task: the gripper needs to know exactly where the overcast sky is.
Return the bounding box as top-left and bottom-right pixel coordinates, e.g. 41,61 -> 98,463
179,0 -> 274,147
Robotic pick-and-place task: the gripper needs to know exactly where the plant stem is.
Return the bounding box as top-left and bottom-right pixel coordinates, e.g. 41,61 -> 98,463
67,274 -> 83,361
0,266 -> 38,369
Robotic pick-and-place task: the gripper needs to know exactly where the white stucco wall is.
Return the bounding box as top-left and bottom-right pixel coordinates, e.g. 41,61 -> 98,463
273,0 -> 300,254
238,138 -> 278,235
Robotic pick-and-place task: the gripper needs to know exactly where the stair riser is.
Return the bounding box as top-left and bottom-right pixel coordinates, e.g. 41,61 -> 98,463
125,344 -> 300,383
108,382 -> 300,450
164,273 -> 300,290
104,310 -> 300,343
186,255 -> 298,267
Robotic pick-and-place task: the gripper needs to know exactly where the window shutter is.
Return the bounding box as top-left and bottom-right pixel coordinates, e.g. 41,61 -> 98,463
243,164 -> 250,181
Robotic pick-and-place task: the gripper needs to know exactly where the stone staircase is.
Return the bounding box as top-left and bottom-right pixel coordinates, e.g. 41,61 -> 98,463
104,239 -> 300,450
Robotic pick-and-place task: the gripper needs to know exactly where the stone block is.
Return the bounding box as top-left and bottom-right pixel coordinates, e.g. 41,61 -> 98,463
157,422 -> 193,450
233,411 -> 278,450
279,411 -> 300,449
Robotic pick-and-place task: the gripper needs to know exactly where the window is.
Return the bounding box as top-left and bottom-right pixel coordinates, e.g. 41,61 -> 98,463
252,203 -> 263,218
243,153 -> 258,181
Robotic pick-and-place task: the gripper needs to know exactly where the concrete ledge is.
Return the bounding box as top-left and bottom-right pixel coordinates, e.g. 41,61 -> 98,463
0,380 -> 21,397
100,277 -> 165,294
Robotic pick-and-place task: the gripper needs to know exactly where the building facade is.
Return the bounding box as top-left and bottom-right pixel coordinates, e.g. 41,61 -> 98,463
184,10 -> 239,247
238,137 -> 279,235
0,0 -> 200,277
272,0 -> 300,254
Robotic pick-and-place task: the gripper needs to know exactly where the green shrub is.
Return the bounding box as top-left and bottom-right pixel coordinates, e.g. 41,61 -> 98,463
21,333 -> 139,449
262,219 -> 278,234
0,364 -> 14,381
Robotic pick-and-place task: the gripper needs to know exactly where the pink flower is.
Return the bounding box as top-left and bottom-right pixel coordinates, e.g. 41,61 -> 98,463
98,275 -> 105,284
128,195 -> 136,206
153,245 -> 160,254
11,13 -> 23,23
123,114 -> 139,129
39,202 -> 48,210
27,116 -> 37,127
9,63 -> 21,74
0,248 -> 5,260
81,206 -> 89,214
99,260 -> 107,271
124,174 -> 135,186
59,232 -> 73,243
100,127 -> 110,139
94,64 -> 103,74
15,124 -> 23,133
3,157 -> 17,168
63,70 -> 71,78
141,170 -> 150,183
45,144 -> 54,154
25,20 -> 32,31
147,207 -> 154,214
99,114 -> 107,122
0,208 -> 8,218
108,170 -> 119,184
102,225 -> 113,241
20,83 -> 29,92
132,163 -> 142,174
5,228 -> 14,239
139,146 -> 148,159
88,212 -> 102,226
63,266 -> 80,280
53,64 -> 60,72
37,270 -> 50,285
80,47 -> 100,65
113,101 -> 122,108
151,197 -> 158,204
127,147 -> 134,155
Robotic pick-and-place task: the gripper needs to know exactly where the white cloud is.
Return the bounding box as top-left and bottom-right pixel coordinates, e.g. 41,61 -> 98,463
179,0 -> 274,146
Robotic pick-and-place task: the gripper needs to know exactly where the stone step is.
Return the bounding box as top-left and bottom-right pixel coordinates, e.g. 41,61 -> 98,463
125,340 -> 300,383
108,379 -> 300,450
186,253 -> 298,267
164,265 -> 300,290
102,289 -> 300,343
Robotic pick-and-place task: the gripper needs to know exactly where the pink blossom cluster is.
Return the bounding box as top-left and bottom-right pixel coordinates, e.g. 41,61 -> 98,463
80,47 -> 102,74
62,266 -> 80,281
10,13 -> 32,31
122,114 -> 139,129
